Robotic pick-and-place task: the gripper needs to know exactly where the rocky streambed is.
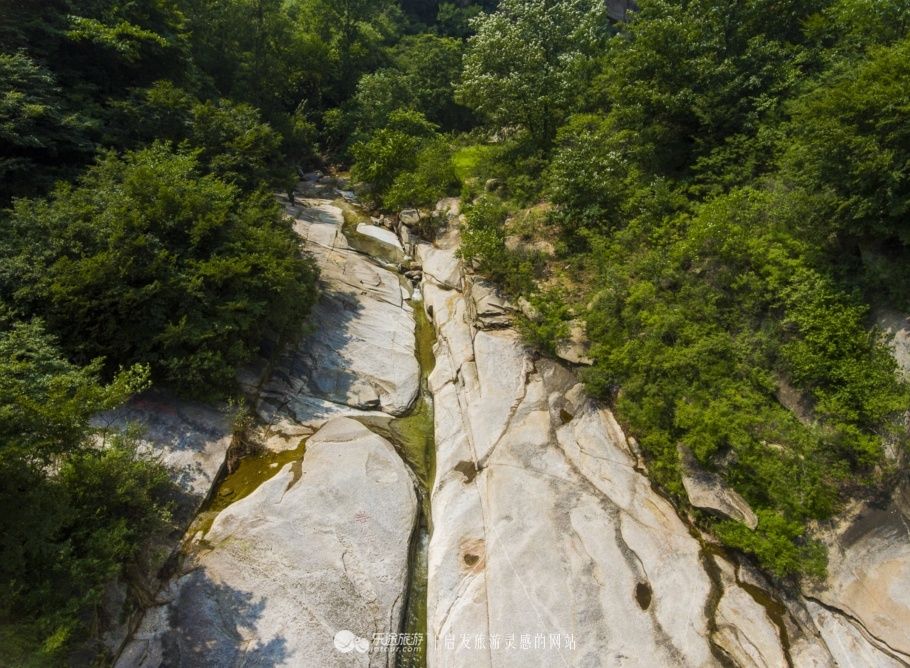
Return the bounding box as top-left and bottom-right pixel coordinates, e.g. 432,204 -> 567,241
106,180 -> 910,668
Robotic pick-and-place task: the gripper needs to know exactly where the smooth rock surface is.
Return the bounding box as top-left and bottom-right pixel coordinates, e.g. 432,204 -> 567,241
877,307 -> 910,379
256,197 -> 419,427
356,222 -> 405,254
424,264 -> 722,667
806,482 -> 910,663
400,208 -> 421,226
421,236 -> 910,668
712,557 -> 788,668
93,390 -> 232,517
94,391 -> 234,654
554,319 -> 594,366
116,418 -> 418,668
417,242 -> 462,290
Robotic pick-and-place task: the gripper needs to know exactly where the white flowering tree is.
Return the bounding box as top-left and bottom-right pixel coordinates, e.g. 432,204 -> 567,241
456,0 -> 609,146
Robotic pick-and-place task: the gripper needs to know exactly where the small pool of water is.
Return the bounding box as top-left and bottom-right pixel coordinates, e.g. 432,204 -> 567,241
191,439 -> 307,540
335,197 -> 406,266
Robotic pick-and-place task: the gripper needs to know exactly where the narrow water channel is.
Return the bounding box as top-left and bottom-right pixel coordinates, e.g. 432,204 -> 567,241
387,298 -> 436,668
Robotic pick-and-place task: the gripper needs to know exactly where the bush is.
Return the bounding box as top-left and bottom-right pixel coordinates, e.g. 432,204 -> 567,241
547,114 -> 644,233
351,109 -> 438,200
0,321 -> 172,660
384,138 -> 459,209
0,143 -> 318,396
582,189 -> 908,577
459,194 -> 538,294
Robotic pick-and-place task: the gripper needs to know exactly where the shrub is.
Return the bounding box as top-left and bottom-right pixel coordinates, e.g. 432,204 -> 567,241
0,144 -> 318,396
384,138 -> 459,209
351,109 -> 438,200
0,321 -> 172,660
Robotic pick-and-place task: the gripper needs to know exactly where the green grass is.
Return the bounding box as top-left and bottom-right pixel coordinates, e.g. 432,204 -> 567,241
452,144 -> 496,183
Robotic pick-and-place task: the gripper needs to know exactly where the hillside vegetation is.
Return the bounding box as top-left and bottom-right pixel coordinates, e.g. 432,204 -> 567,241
1,0 -> 908,661
346,0 -> 910,580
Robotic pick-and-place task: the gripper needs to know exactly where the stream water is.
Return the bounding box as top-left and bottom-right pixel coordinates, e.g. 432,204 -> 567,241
385,299 -> 436,668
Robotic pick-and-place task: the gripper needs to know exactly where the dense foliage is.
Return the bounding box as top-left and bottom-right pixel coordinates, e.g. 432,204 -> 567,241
447,0 -> 910,579
0,322 -> 171,664
1,145 -> 317,394
4,0 -> 910,660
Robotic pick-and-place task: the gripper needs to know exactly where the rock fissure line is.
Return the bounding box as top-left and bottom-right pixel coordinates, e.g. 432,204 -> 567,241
804,594 -> 910,665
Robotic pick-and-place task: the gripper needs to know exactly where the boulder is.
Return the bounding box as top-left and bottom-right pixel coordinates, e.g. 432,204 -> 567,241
417,243 -> 462,290
93,391 -> 234,653
469,279 -> 513,328
484,178 -> 503,193
805,482 -> 910,662
607,0 -> 638,22
93,390 -> 232,518
504,235 -> 556,257
876,307 -> 910,379
434,197 -> 461,222
555,319 -> 594,366
355,222 -> 404,254
400,208 -> 421,227
678,446 -> 759,529
398,223 -> 415,254
116,418 -> 418,668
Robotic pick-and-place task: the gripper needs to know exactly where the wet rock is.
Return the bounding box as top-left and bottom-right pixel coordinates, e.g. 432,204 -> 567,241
678,446 -> 759,529
115,418 -> 418,668
711,557 -> 788,668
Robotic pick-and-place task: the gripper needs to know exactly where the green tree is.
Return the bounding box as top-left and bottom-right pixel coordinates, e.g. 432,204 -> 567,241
0,144 -> 318,395
351,108 -> 439,202
0,52 -> 93,202
782,37 -> 910,246
457,0 -> 607,146
353,34 -> 469,132
0,320 -> 171,661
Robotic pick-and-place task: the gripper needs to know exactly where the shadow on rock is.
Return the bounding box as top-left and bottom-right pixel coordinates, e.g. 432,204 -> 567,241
159,569 -> 289,667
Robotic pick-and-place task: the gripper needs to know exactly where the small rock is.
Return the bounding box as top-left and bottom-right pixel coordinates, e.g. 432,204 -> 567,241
484,178 -> 503,193
555,320 -> 594,366
517,297 -> 540,321
400,208 -> 421,226
399,224 -> 415,253
678,445 -> 759,529
505,235 -> 556,257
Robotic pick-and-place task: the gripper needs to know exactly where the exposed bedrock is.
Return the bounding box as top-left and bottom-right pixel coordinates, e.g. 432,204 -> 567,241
116,417 -> 418,668
419,225 -> 910,667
